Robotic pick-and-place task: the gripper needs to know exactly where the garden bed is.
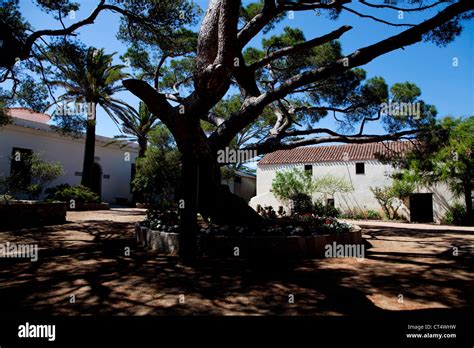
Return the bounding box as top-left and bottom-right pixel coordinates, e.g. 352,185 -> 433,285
0,201 -> 67,230
135,222 -> 362,259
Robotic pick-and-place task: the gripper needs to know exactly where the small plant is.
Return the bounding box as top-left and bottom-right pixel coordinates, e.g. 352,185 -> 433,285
442,203 -> 470,226
45,184 -> 100,203
371,171 -> 418,220
294,215 -> 352,235
277,206 -> 286,217
312,199 -> 340,217
367,209 -> 382,220
0,194 -> 14,204
370,186 -> 403,220
28,154 -> 64,199
354,210 -> 367,220
263,206 -> 277,219
340,209 -> 381,220
144,209 -> 180,231
290,192 -> 313,215
257,205 -> 277,219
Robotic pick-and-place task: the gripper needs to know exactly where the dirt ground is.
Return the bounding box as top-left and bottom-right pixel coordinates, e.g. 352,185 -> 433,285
0,208 -> 472,316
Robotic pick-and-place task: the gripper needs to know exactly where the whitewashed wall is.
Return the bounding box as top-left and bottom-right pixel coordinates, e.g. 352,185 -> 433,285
250,160 -> 458,222
0,120 -> 138,203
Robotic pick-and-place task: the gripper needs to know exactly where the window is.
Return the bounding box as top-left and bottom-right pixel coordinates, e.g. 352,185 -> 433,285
304,164 -> 313,175
327,198 -> 335,208
10,147 -> 33,189
355,162 -> 365,175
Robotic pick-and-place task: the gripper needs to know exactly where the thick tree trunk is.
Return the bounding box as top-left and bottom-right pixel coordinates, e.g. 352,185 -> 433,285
177,141 -> 262,265
197,158 -> 262,226
138,136 -> 147,158
81,103 -> 96,190
178,152 -> 199,265
0,21 -> 27,69
178,153 -> 263,264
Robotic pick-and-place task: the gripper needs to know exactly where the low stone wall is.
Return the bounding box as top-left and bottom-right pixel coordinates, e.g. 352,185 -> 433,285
135,223 -> 179,254
135,222 -> 362,259
0,201 -> 67,230
200,228 -> 362,259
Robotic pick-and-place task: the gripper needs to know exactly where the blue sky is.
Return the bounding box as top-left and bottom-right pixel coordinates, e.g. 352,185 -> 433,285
18,0 -> 474,138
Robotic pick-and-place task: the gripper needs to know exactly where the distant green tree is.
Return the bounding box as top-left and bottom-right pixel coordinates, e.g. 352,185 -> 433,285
113,102 -> 159,158
272,168 -> 314,202
389,116 -> 474,224
0,101 -> 11,127
132,125 -> 181,205
27,153 -> 64,199
313,174 -> 353,203
370,171 -> 418,220
4,153 -> 64,200
48,44 -> 132,191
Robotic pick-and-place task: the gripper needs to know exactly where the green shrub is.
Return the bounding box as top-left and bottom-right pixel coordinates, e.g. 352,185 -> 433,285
313,199 -> 340,217
312,199 -> 326,216
0,194 -> 14,204
367,209 -> 382,220
45,184 -> 100,203
272,168 -> 314,201
442,203 -> 470,226
340,209 -> 381,220
327,205 -> 341,218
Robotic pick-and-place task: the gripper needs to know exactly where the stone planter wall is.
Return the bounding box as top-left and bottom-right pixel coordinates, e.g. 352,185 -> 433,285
135,223 -> 179,254
0,201 -> 67,230
135,222 -> 363,259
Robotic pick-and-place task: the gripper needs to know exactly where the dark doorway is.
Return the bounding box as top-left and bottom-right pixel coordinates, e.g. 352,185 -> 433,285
409,193 -> 433,223
91,162 -> 102,199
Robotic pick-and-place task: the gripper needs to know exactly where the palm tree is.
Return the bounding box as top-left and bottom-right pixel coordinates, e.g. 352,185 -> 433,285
113,102 -> 158,158
50,46 -> 133,191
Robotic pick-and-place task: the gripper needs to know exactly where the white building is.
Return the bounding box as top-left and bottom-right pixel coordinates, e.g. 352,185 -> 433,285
222,169 -> 256,203
0,108 -> 138,203
250,141 -> 457,223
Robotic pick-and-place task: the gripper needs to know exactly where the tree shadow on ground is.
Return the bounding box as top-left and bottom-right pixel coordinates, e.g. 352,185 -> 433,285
0,219 -> 472,316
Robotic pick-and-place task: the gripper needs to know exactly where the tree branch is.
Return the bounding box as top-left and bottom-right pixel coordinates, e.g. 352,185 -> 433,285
341,5 -> 416,27
122,79 -> 175,130
215,0 -> 241,68
13,1 -> 158,67
23,1 -> 107,60
360,0 -> 448,12
201,112 -> 226,127
248,129 -> 418,155
358,110 -> 381,135
237,0 -> 351,49
249,25 -> 353,70
212,0 -> 473,148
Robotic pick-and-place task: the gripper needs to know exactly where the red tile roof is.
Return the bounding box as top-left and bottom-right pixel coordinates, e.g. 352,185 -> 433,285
259,141 -> 414,165
7,108 -> 51,124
